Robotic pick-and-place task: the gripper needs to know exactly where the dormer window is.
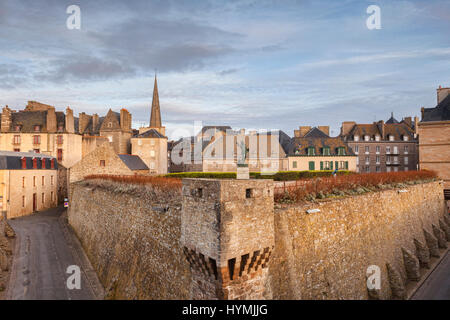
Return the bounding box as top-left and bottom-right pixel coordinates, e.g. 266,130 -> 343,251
34,125 -> 41,132
375,135 -> 380,141
403,135 -> 408,141
389,135 -> 394,141
21,157 -> 27,169
364,135 -> 370,141
57,125 -> 64,132
307,147 -> 315,156
337,147 -> 346,156
354,135 -> 359,141
15,125 -> 21,132
322,147 -> 330,156
108,122 -> 112,128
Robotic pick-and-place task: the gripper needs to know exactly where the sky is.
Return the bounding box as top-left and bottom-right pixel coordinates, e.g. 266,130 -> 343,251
1,0 -> 449,140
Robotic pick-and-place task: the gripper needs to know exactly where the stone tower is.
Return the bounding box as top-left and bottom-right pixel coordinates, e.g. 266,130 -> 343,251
181,178 -> 275,300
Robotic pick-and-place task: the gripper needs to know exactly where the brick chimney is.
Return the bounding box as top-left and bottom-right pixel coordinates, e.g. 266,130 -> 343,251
294,126 -> 311,137
437,85 -> 450,104
318,126 -> 330,136
46,107 -> 57,133
65,107 -> 74,133
340,122 -> 356,136
377,120 -> 385,139
403,117 -> 412,128
1,106 -> 12,133
120,108 -> 131,131
92,113 -> 99,132
78,112 -> 91,134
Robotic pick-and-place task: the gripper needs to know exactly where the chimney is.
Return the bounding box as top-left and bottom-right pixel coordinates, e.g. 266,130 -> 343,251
403,116 -> 412,128
65,107 -> 74,133
377,120 -> 385,139
437,86 -> 450,104
120,108 -> 131,131
1,106 -> 12,133
340,122 -> 356,137
46,107 -> 57,133
78,112 -> 91,134
318,126 -> 330,136
414,116 -> 419,134
92,113 -> 99,132
295,126 -> 311,138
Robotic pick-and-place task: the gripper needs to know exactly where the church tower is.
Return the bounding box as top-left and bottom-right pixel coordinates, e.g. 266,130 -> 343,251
140,74 -> 165,136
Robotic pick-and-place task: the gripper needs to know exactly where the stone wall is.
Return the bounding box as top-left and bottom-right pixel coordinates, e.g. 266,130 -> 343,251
68,180 -> 191,299
269,181 -> 447,299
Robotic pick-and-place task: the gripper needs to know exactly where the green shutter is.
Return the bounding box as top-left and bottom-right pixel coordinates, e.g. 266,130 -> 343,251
330,161 -> 333,170
309,161 -> 315,170
320,161 -> 323,170
335,161 -> 338,170
345,161 -> 348,169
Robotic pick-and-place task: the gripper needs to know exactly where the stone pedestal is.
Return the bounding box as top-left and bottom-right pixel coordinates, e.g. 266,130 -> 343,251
236,165 -> 249,180
181,178 -> 274,299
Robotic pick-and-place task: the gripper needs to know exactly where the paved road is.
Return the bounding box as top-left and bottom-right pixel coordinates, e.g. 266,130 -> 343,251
5,207 -> 103,300
411,250 -> 450,300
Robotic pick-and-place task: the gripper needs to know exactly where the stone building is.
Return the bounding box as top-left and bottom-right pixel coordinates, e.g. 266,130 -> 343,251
340,114 -> 418,173
0,101 -> 82,168
418,86 -> 450,194
0,151 -> 58,219
131,75 -> 168,175
288,126 -> 357,171
69,143 -> 149,184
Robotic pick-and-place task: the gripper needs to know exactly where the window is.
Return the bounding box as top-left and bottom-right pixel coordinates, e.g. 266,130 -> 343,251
100,160 -> 106,167
404,167 -> 408,172
33,135 -> 41,144
33,158 -> 37,169
246,188 -> 252,199
51,176 -> 54,185
293,161 -> 297,169
57,149 -> 63,161
51,192 -> 54,201
322,161 -> 331,170
33,176 -> 36,187
108,122 -> 112,128
389,135 -> 394,141
365,146 -> 369,154
354,135 -> 359,141
57,135 -> 63,144
364,135 -> 370,141
13,135 -> 21,144
138,139 -> 142,146
22,196 -> 25,208
376,146 -> 380,154
403,136 -> 409,141
386,146 -> 391,154
151,140 -> 155,146
34,149 -> 40,153
356,157 -> 359,165
51,159 -> 55,169
354,146 -> 359,154
338,161 -> 346,169
337,147 -> 346,156
150,162 -> 155,169
58,125 -> 64,132
387,156 -> 391,163
34,125 -> 40,132
15,125 -> 21,132
307,147 -> 315,156
387,167 -> 391,172
376,166 -> 381,172
375,135 -> 380,141
21,157 -> 27,169
42,176 -> 45,186
14,148 -> 20,152
150,150 -> 156,157
322,147 -> 330,156
393,146 -> 398,154
308,161 -> 315,170
22,177 -> 25,188
42,193 -> 45,204
394,167 -> 398,172
376,156 -> 380,164
404,146 -> 408,154
108,136 -> 113,142
404,157 -> 408,165
365,156 -> 370,165
365,166 -> 370,173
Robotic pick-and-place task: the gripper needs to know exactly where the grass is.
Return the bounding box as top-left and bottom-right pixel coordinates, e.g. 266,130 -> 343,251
274,170 -> 438,203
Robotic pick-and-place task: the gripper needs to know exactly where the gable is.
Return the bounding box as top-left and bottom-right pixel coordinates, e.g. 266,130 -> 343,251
100,110 -> 121,131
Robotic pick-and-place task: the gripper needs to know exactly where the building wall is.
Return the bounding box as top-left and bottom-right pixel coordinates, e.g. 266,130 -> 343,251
287,156 -> 357,171
0,132 -> 82,168
82,136 -> 109,158
131,137 -> 167,175
69,143 -> 134,184
348,141 -> 418,173
270,181 -> 446,299
99,130 -> 132,155
418,121 -> 450,189
0,169 -> 58,219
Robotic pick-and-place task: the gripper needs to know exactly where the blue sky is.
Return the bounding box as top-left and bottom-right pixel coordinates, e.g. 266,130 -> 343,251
1,0 -> 449,139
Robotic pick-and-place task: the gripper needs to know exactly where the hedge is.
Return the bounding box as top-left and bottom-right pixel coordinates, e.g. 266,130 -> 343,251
165,170 -> 353,181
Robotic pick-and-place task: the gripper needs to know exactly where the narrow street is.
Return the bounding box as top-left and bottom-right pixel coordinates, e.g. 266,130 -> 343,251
411,250 -> 450,300
5,207 -> 103,300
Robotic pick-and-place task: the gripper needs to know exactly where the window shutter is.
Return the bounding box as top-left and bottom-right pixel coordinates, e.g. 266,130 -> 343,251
330,161 -> 333,170
345,161 -> 348,169
335,161 -> 338,169
320,161 -> 323,170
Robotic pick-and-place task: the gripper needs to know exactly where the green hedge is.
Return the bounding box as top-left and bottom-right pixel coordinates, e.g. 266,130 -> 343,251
165,170 -> 353,181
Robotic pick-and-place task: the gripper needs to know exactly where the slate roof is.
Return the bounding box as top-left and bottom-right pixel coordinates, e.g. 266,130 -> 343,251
347,122 -> 415,141
134,128 -> 166,139
11,111 -> 48,132
0,151 -> 57,170
386,113 -> 399,124
288,136 -> 355,156
117,154 -> 149,170
422,94 -> 450,121
303,127 -> 329,138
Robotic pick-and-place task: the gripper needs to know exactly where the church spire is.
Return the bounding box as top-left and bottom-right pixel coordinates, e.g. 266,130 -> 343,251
150,73 -> 162,128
